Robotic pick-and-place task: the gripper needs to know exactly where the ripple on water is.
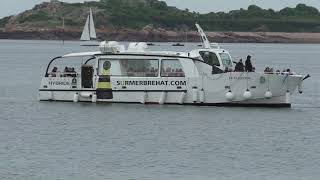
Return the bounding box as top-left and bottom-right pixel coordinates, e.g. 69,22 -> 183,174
0,41 -> 319,179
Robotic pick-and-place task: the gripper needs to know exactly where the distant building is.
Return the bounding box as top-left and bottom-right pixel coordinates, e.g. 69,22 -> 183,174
50,0 -> 60,3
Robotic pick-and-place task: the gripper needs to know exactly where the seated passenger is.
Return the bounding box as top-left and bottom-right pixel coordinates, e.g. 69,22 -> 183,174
286,68 -> 293,75
174,69 -> 178,77
169,69 -> 175,77
270,68 -> 274,74
266,67 -> 274,74
70,68 -> 77,77
177,68 -> 184,77
154,69 -> 159,76
264,67 -> 273,74
64,67 -> 70,77
163,67 -> 171,76
50,67 -> 58,77
234,59 -> 244,72
147,67 -> 156,77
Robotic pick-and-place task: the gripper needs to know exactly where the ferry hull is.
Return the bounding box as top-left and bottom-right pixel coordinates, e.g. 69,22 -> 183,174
38,91 -> 291,107
38,72 -> 303,107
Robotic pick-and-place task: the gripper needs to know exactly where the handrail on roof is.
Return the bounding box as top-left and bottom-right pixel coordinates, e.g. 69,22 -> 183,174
62,51 -> 100,58
45,55 -> 95,77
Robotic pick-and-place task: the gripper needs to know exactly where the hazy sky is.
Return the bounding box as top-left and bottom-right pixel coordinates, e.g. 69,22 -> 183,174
1,0 -> 320,18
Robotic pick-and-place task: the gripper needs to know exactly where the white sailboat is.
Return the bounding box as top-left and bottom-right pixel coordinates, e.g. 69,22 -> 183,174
80,8 -> 99,46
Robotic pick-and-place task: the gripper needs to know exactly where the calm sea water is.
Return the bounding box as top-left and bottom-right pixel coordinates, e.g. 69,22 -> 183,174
0,40 -> 319,180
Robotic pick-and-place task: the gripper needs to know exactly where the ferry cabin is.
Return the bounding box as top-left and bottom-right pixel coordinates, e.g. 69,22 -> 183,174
39,46 -> 304,107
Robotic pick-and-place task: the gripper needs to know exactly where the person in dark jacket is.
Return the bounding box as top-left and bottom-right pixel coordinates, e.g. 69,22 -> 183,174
245,55 -> 253,72
50,67 -> 58,77
234,59 -> 244,72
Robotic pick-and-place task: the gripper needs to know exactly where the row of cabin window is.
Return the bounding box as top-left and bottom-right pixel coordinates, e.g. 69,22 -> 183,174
104,59 -> 185,77
199,51 -> 233,68
199,51 -> 220,67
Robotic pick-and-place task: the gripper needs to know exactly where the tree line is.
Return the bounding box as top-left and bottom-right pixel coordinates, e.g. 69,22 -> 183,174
1,0 -> 320,32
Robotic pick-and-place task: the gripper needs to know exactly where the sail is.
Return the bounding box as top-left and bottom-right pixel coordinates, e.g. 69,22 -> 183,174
89,8 -> 97,39
80,15 -> 90,41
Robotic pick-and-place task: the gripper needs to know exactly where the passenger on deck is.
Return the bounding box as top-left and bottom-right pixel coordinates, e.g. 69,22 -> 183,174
50,67 -> 58,77
148,67 -> 156,77
245,55 -> 253,72
177,68 -> 185,77
264,67 -> 273,74
64,67 -> 70,77
286,68 -> 293,75
165,67 -> 171,76
234,59 -> 244,72
70,68 -> 77,77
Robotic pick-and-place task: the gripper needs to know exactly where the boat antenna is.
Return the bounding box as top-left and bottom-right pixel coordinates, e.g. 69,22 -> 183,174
195,23 -> 211,49
185,27 -> 188,52
62,17 -> 65,45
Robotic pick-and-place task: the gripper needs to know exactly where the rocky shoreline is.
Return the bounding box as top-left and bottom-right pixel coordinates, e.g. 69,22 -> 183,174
1,28 -> 320,43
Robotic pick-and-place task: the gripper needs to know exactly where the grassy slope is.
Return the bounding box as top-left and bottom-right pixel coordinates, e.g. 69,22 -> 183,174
1,0 -> 320,32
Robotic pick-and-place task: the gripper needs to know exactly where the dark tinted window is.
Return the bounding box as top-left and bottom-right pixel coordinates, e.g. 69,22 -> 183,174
161,59 -> 185,77
200,51 -> 220,66
120,59 -> 159,77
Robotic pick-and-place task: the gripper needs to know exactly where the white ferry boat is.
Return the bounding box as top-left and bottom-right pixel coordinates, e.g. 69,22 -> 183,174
39,24 -> 309,107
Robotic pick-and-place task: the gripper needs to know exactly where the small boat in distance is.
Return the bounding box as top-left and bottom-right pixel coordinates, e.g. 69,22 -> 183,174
147,43 -> 156,46
80,8 -> 99,46
172,43 -> 185,47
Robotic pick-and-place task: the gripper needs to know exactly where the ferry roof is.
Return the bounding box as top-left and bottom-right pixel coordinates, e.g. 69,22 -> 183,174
62,51 -> 101,58
59,48 -> 229,60
191,48 -> 229,53
61,50 -> 188,58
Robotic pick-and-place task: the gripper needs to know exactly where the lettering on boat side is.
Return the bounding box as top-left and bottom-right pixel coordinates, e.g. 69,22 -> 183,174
229,77 -> 251,80
117,80 -> 187,86
49,81 -> 71,86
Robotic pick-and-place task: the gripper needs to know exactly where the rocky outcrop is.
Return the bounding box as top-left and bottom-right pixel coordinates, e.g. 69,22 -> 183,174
1,28 -> 320,43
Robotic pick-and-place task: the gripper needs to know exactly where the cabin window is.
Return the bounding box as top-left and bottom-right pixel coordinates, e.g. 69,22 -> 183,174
199,51 -> 220,66
119,59 -> 159,77
161,59 -> 185,77
219,53 -> 232,67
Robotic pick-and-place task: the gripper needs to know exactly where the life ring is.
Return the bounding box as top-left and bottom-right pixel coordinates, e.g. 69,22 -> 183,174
103,61 -> 111,70
72,78 -> 77,85
260,76 -> 266,84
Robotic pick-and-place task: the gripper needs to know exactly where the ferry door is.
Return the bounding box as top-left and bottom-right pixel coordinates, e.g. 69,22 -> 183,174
81,65 -> 94,88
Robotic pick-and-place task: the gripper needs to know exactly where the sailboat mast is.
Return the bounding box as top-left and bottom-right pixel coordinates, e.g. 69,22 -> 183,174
62,17 -> 65,45
88,8 -> 91,40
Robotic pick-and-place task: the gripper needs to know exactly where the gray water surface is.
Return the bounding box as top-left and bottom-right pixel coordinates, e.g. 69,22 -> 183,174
0,40 -> 319,180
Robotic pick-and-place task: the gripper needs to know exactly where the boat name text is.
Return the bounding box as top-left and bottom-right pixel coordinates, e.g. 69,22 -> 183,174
117,80 -> 187,86
229,77 -> 251,80
49,81 -> 71,86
